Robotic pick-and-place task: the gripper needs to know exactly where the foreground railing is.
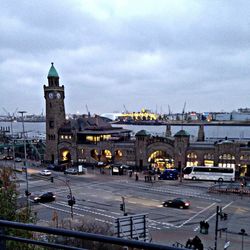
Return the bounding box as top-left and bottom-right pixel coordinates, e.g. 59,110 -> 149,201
0,220 -> 186,250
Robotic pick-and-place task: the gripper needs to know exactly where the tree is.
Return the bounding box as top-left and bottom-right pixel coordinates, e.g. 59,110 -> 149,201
0,167 -> 38,250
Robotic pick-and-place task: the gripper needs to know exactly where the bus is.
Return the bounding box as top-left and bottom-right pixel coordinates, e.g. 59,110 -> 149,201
183,166 -> 235,182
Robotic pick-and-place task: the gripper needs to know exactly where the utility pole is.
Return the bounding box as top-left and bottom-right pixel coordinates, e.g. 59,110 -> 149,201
18,111 -> 30,208
120,196 -> 126,216
10,117 -> 16,171
214,206 -> 219,250
215,206 -> 229,250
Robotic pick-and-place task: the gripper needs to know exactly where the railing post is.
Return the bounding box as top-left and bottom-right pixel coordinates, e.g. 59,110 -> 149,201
0,225 -> 6,250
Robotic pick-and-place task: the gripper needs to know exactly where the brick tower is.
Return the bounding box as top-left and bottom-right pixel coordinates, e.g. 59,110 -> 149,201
43,63 -> 66,163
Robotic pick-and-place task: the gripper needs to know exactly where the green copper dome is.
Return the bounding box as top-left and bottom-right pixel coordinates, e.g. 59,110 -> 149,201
135,130 -> 151,136
174,129 -> 190,137
48,62 -> 59,77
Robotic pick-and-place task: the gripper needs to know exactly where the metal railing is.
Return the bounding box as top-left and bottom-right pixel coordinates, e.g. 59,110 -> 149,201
0,219 -> 186,250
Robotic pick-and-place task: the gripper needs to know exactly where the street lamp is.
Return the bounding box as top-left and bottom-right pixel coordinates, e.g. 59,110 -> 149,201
9,116 -> 16,170
18,111 -> 30,206
239,228 -> 247,250
51,176 -> 75,219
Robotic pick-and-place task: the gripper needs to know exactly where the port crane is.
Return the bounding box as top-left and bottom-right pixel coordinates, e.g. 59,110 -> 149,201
85,105 -> 90,117
2,107 -> 18,121
123,104 -> 128,114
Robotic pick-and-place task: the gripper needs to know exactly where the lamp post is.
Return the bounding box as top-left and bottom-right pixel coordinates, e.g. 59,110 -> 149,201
9,117 -> 16,170
239,229 -> 247,250
51,176 -> 75,219
18,111 -> 29,206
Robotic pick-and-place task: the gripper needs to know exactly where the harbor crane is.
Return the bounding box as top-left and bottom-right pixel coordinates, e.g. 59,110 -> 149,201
85,105 -> 90,117
168,105 -> 171,115
2,107 -> 18,121
123,104 -> 128,114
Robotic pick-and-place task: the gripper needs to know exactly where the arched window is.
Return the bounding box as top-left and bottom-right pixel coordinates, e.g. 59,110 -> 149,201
148,151 -> 174,170
186,152 -> 198,167
203,153 -> 214,166
218,153 -> 235,168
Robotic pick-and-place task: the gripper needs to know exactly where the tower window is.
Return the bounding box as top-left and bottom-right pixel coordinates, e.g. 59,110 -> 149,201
49,121 -> 54,128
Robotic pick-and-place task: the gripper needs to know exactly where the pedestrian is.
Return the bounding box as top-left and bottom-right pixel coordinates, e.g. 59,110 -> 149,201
129,170 -> 132,178
135,173 -> 139,181
185,238 -> 192,248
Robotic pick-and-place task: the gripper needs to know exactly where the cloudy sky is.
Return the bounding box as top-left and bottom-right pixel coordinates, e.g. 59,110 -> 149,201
1,0 -> 250,116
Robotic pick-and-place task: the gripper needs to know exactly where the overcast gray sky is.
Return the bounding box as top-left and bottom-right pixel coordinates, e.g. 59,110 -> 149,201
1,0 -> 250,116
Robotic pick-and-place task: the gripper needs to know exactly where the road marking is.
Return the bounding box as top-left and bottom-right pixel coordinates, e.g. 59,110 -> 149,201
193,201 -> 234,231
176,202 -> 216,228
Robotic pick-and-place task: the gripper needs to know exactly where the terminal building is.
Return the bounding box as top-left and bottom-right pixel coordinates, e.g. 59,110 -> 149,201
44,64 -> 250,177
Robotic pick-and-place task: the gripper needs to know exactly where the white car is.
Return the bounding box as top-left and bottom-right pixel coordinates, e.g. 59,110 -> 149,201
40,170 -> 52,176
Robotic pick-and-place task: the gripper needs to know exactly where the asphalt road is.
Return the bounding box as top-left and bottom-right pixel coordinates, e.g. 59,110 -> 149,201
16,167 -> 250,250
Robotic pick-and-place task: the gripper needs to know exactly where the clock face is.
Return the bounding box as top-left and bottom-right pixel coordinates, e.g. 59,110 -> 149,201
56,92 -> 61,99
48,92 -> 54,99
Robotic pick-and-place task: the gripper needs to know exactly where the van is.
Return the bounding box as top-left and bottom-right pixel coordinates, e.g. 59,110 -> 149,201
159,169 -> 179,180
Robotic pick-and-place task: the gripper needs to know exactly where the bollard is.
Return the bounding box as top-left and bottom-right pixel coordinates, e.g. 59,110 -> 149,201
0,226 -> 6,250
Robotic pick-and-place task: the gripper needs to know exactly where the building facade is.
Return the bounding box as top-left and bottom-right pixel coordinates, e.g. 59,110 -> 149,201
44,65 -> 250,176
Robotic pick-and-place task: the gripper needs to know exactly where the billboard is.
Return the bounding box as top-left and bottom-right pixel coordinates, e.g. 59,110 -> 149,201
115,214 -> 149,242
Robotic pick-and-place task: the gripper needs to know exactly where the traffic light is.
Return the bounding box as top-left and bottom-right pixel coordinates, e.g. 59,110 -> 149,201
220,212 -> 228,221
68,197 -> 76,206
120,203 -> 124,211
68,199 -> 74,206
50,177 -> 54,183
25,190 -> 31,196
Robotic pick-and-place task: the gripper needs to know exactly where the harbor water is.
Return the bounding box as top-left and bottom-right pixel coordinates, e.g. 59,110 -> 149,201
1,122 -> 250,141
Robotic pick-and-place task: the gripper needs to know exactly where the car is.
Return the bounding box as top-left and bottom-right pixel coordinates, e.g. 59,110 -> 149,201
3,155 -> 14,160
39,169 -> 52,176
162,198 -> 190,209
64,168 -> 78,175
15,157 -> 22,162
33,192 -> 56,203
47,164 -> 55,170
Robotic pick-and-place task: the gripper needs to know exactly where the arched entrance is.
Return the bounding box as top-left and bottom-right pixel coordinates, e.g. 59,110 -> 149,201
101,149 -> 112,163
148,150 -> 174,171
114,149 -> 123,161
59,148 -> 71,163
90,149 -> 99,161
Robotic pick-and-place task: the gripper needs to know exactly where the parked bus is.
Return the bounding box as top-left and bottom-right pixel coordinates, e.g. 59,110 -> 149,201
183,166 -> 235,182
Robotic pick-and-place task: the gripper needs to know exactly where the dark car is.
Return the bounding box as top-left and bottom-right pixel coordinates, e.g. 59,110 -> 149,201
33,192 -> 56,203
162,198 -> 190,209
47,164 -> 55,170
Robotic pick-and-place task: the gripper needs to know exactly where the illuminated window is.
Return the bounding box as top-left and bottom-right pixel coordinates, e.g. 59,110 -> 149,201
218,153 -> 235,168
186,152 -> 198,167
204,154 -> 214,166
187,152 -> 197,159
103,150 -> 112,159
115,150 -> 123,157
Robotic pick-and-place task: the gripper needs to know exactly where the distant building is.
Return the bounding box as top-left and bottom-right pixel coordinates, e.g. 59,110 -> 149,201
44,64 -> 250,176
100,113 -> 122,121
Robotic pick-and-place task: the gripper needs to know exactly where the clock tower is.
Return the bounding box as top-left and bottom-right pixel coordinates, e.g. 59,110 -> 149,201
43,63 -> 66,163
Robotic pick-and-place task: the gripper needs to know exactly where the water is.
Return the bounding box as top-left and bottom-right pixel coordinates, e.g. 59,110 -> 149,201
0,121 -> 45,139
1,122 -> 250,141
113,124 -> 250,141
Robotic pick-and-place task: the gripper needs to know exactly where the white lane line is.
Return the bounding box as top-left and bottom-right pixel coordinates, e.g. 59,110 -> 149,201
41,203 -> 85,217
176,202 -> 216,228
194,201 -> 234,231
55,201 -> 117,219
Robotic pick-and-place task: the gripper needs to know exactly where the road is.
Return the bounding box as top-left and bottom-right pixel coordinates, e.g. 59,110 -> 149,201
16,168 -> 250,249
